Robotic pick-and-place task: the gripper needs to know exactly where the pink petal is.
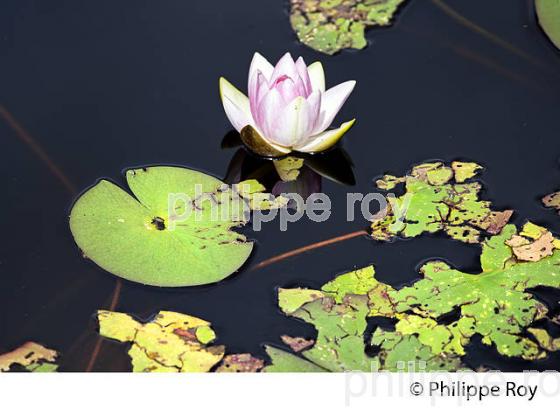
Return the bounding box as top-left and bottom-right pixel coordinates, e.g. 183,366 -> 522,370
313,80 -> 356,134
250,71 -> 269,122
254,88 -> 286,145
295,57 -> 312,96
270,52 -> 299,85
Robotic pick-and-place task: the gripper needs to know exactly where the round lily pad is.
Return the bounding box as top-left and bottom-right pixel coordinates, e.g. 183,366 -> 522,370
69,166 -> 254,287
536,0 -> 560,50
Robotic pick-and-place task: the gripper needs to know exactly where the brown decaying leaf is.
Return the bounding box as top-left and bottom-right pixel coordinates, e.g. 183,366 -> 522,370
0,342 -> 58,372
506,231 -> 555,262
281,335 -> 315,352
472,210 -> 514,235
215,354 -> 264,372
542,191 -> 560,214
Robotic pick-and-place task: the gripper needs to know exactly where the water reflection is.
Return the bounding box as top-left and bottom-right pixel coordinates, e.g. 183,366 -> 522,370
221,132 -> 355,201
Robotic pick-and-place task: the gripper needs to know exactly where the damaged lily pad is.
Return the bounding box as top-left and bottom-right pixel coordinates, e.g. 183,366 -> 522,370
98,310 -> 267,373
273,269 -> 464,371
272,221 -> 560,370
542,190 -> 560,213
372,161 -> 513,243
216,354 -> 264,372
98,310 -> 225,372
0,342 -> 58,372
290,0 -> 408,55
70,166 -> 286,287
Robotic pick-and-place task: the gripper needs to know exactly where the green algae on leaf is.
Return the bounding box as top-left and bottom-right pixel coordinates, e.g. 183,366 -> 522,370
536,0 -> 560,50
371,161 -> 513,243
290,0 -> 408,55
0,342 -> 58,372
70,166 -> 286,287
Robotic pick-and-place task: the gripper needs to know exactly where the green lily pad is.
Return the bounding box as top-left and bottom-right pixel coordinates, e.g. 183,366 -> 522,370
536,0 -> 560,49
290,0 -> 408,55
70,166 -> 285,287
263,346 -> 327,372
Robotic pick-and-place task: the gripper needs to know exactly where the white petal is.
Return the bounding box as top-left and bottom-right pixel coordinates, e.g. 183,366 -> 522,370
270,52 -> 298,84
295,119 -> 356,153
295,57 -> 312,95
248,52 -> 274,83
219,77 -> 253,132
307,61 -> 325,93
313,80 -> 356,134
269,96 -> 309,147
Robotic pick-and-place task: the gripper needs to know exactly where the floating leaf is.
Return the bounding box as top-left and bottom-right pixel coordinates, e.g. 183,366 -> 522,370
273,219 -> 560,370
275,276 -> 463,371
281,335 -> 315,352
528,328 -> 560,351
290,0 -> 408,55
0,342 -> 58,372
371,161 -> 512,243
451,161 -> 482,183
263,346 -> 327,372
542,190 -> 560,213
370,328 -> 464,371
215,354 -> 264,372
505,222 -> 557,262
70,166 -> 285,287
273,157 -> 305,182
387,224 -> 560,360
98,310 -> 269,373
536,0 -> 560,49
98,310 -> 225,372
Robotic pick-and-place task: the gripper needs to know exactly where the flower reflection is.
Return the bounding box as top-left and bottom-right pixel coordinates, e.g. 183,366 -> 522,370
222,132 -> 354,203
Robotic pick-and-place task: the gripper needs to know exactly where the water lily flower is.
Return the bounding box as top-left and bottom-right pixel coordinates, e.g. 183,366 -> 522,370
219,52 -> 356,157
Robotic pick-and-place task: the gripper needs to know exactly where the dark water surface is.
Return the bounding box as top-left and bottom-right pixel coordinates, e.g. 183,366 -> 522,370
2,0 -> 560,371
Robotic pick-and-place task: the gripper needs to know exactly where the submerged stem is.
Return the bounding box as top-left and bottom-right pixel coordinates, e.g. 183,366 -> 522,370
0,105 -> 77,194
85,279 -> 122,372
251,229 -> 368,270
430,0 -> 549,71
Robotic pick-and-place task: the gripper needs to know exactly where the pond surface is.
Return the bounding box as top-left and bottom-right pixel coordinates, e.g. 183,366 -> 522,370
2,0 -> 560,371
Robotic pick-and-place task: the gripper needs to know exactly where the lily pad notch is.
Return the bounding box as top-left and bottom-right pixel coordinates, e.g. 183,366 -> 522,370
69,166 -> 286,287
